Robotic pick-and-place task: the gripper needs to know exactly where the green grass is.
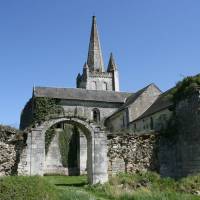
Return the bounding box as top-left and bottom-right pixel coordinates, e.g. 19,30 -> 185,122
44,174 -> 87,186
0,176 -> 58,200
86,172 -> 200,200
1,173 -> 200,200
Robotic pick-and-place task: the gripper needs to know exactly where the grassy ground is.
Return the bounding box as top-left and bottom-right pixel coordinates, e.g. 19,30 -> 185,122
1,173 -> 200,200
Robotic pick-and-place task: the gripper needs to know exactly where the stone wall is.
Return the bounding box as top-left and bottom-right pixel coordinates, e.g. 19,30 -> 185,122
107,133 -> 159,175
128,84 -> 161,123
106,84 -> 161,132
130,108 -> 172,134
0,125 -> 24,176
159,90 -> 200,178
61,100 -> 121,123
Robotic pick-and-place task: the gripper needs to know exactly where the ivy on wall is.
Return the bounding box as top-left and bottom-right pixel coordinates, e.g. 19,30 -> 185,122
20,97 -> 64,130
162,74 -> 200,138
20,97 -> 65,153
170,74 -> 200,103
58,125 -> 73,167
45,126 -> 56,154
32,97 -> 64,124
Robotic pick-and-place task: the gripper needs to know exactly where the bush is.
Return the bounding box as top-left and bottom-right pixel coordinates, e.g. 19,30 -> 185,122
171,74 -> 200,103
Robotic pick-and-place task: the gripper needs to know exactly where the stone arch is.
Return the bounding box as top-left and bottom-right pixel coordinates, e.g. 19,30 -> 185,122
18,117 -> 108,184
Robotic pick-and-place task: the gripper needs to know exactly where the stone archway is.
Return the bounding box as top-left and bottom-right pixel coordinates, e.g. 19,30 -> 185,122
18,117 -> 108,184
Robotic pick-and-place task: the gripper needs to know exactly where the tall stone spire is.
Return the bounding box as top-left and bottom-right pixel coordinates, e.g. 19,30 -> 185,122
87,16 -> 104,72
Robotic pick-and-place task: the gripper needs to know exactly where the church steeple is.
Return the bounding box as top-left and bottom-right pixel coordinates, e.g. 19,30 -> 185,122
87,16 -> 104,72
107,53 -> 117,72
77,16 -> 120,91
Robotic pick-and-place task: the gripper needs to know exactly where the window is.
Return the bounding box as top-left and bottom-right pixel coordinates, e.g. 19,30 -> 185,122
102,82 -> 108,90
121,115 -> 126,128
150,117 -> 154,130
134,123 -> 137,131
91,81 -> 97,90
93,108 -> 100,123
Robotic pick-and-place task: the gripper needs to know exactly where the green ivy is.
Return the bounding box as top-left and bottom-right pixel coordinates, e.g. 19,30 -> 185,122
170,74 -> 200,103
162,74 -> 200,138
58,125 -> 73,167
32,97 -> 64,125
45,126 -> 56,154
20,97 -> 64,130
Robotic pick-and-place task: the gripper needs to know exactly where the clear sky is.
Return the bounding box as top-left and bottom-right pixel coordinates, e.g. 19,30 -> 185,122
0,0 -> 200,127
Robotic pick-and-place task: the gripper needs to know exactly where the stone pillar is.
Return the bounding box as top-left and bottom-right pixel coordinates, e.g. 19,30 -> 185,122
93,129 -> 108,184
79,131 -> 87,175
18,127 -> 45,175
29,128 -> 45,175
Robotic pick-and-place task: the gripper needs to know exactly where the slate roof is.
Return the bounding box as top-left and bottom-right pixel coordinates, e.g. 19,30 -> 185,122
33,87 -> 132,103
105,84 -> 159,120
131,89 -> 173,122
124,84 -> 160,106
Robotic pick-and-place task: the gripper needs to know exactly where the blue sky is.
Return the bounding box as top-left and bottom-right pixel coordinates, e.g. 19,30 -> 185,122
0,0 -> 200,127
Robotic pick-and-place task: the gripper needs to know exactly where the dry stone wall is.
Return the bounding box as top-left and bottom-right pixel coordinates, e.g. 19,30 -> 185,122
0,125 -> 24,176
107,133 -> 159,175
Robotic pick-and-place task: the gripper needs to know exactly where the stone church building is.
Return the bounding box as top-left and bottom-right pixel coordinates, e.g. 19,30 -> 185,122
19,16 -> 200,184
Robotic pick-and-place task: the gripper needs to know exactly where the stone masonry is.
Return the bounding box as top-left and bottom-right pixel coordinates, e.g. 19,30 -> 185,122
108,133 -> 159,175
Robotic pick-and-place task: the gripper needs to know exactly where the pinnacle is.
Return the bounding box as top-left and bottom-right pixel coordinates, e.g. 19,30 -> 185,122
107,53 -> 117,72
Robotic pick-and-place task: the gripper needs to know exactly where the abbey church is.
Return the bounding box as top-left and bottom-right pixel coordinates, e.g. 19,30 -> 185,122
19,16 -> 200,184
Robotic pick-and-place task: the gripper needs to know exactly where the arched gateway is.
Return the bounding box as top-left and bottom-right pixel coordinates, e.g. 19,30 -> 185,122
18,117 -> 108,184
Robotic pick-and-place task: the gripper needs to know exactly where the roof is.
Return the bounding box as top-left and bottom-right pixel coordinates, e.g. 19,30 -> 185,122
131,89 -> 173,122
105,84 -> 161,120
33,87 -> 132,103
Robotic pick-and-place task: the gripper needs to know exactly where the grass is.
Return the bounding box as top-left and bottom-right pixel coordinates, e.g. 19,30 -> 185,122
0,176 -> 58,200
86,172 -> 200,200
1,173 -> 200,200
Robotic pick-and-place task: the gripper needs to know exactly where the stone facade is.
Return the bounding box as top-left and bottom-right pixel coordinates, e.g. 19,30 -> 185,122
61,100 -> 122,124
130,108 -> 172,134
105,84 -> 162,132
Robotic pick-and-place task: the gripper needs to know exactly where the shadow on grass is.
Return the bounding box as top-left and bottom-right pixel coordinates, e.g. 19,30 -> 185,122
55,182 -> 87,187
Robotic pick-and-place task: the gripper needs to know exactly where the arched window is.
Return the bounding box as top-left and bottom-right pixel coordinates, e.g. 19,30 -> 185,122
93,108 -> 100,123
150,117 -> 154,130
102,82 -> 108,90
91,81 -> 97,90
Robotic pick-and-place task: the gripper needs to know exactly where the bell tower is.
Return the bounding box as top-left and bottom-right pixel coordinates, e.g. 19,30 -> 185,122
76,16 -> 119,91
